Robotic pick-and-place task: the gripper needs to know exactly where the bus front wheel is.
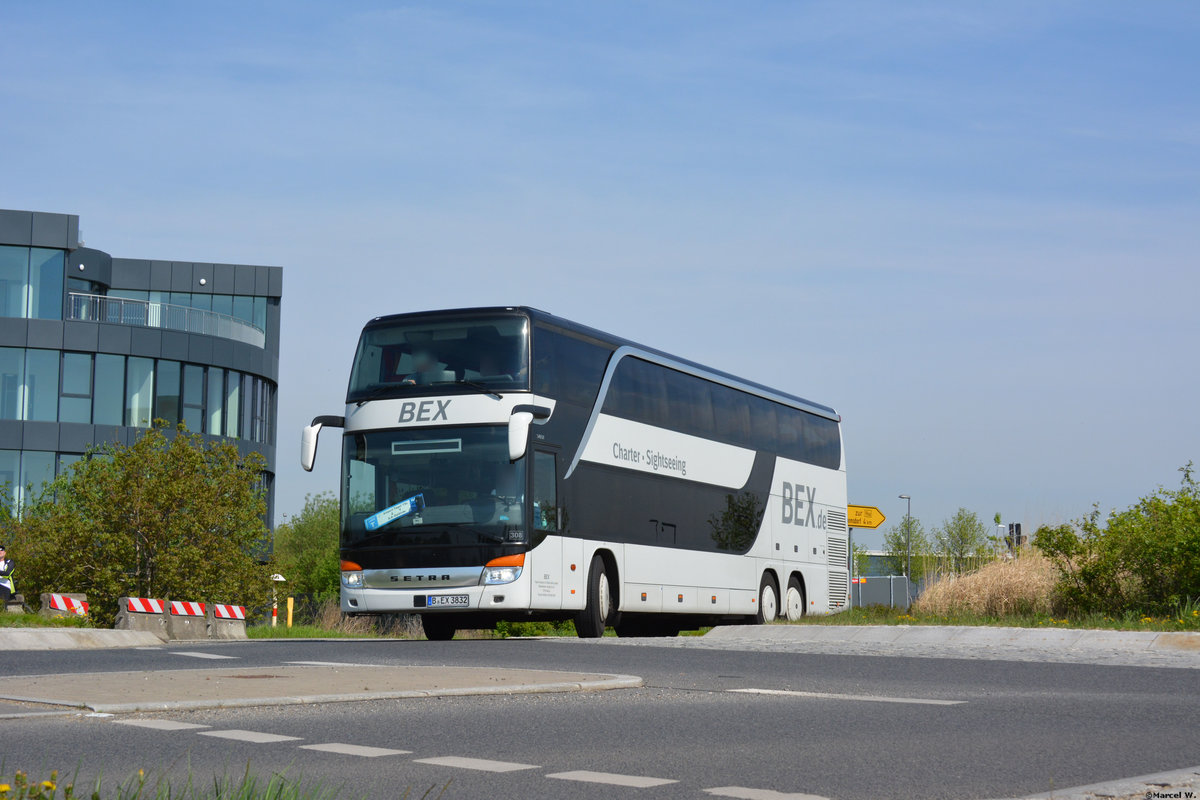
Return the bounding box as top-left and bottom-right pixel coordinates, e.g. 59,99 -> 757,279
756,574 -> 779,624
576,555 -> 614,638
422,615 -> 458,641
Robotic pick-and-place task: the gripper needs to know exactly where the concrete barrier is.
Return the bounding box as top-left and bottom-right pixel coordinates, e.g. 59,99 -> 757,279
40,592 -> 89,619
207,603 -> 248,640
114,597 -> 168,641
166,600 -> 208,640
4,592 -> 27,613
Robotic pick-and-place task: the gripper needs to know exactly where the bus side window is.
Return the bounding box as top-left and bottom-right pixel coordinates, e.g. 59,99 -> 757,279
533,450 -> 558,531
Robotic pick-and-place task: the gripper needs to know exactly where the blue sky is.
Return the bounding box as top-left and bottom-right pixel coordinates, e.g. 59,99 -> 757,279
2,2 -> 1197,548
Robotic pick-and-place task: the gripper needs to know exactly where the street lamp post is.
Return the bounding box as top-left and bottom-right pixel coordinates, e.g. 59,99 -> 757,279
898,494 -> 912,580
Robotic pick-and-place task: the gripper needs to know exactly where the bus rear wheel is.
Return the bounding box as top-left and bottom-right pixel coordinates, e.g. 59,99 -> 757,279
576,554 -> 614,638
422,615 -> 458,641
756,573 -> 779,624
785,576 -> 806,621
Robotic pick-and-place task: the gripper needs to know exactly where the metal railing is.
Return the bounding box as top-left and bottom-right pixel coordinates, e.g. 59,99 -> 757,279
66,293 -> 266,348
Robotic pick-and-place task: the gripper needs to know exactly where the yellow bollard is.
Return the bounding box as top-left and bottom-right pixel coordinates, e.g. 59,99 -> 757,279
287,596 -> 294,628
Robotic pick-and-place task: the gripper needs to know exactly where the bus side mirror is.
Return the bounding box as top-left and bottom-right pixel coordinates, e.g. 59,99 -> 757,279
301,415 -> 345,472
508,412 -> 533,462
508,404 -> 551,462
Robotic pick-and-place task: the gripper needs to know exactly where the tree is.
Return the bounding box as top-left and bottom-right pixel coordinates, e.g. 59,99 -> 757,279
881,516 -> 931,581
851,542 -> 871,577
934,508 -> 990,574
1034,462 -> 1200,615
272,492 -> 341,602
0,424 -> 273,626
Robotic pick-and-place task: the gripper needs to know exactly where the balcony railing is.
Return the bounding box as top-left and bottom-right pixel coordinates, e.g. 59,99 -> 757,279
66,293 -> 266,348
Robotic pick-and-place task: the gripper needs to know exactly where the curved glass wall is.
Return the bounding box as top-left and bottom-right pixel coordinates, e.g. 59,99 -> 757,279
0,347 -> 275,445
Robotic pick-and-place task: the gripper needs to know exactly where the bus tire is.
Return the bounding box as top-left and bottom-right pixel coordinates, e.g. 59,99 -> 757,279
785,576 -> 806,621
422,615 -> 457,641
756,573 -> 779,624
576,554 -> 614,638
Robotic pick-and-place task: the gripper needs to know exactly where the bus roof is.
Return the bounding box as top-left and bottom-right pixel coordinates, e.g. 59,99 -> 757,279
364,306 -> 840,420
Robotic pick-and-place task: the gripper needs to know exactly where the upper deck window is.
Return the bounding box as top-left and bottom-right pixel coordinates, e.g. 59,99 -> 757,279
347,316 -> 530,403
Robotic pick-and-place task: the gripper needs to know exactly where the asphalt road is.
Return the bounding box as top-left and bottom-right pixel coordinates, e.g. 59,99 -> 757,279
3,637 -> 1198,800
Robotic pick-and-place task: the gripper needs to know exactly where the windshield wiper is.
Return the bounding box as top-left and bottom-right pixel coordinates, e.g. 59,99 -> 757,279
353,384 -> 402,407
453,379 -> 502,400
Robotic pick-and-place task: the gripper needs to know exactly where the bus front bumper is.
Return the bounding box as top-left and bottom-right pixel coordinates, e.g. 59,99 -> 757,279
341,571 -> 531,614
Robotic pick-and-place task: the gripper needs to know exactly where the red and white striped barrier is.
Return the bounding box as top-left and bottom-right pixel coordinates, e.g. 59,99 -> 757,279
170,600 -> 206,617
127,597 -> 166,613
212,604 -> 246,620
48,593 -> 89,616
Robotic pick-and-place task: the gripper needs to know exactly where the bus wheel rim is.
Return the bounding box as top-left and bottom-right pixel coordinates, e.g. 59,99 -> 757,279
786,586 -> 803,620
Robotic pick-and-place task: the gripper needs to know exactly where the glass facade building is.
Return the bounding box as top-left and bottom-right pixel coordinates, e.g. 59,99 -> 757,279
0,209 -> 281,523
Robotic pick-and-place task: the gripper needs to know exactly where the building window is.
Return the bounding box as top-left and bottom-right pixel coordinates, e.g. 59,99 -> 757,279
225,369 -> 241,438
206,367 -> 224,436
125,357 -> 154,428
60,352 -> 93,424
0,246 -> 64,320
182,364 -> 204,433
155,360 -> 181,426
93,354 -> 124,427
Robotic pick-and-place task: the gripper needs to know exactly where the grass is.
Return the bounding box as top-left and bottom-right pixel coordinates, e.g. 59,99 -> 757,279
0,611 -> 93,629
789,603 -> 1200,631
246,624 -> 370,640
0,767 -> 372,800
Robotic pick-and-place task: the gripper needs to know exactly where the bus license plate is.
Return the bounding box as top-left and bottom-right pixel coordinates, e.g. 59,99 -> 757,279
427,594 -> 469,608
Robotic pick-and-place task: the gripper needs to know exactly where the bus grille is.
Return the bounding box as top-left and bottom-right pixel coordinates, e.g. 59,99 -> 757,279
826,509 -> 849,609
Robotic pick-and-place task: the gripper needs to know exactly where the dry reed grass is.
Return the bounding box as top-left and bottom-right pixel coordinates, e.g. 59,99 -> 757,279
914,551 -> 1057,616
314,599 -> 424,638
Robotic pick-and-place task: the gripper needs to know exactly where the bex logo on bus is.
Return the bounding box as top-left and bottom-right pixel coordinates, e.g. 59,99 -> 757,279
781,482 -> 826,529
398,399 -> 452,423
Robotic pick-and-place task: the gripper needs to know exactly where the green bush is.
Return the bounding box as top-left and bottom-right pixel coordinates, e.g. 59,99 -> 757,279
1034,463 -> 1200,615
271,493 -> 340,603
0,425 -> 273,627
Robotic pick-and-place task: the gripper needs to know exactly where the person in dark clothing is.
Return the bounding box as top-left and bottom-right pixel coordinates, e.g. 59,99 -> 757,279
0,544 -> 14,606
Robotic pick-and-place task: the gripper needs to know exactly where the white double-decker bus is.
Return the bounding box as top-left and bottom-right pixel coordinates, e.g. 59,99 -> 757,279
302,307 -> 848,639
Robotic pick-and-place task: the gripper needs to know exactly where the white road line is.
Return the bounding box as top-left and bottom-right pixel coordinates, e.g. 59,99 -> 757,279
299,743 -> 411,758
413,756 -> 539,773
546,770 -> 678,788
113,719 -> 210,731
168,652 -> 238,660
197,729 -> 302,744
705,787 -> 831,800
729,688 -> 965,706
285,661 -> 378,668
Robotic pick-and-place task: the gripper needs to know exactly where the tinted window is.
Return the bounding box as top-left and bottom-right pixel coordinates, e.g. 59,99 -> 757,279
533,327 -> 611,407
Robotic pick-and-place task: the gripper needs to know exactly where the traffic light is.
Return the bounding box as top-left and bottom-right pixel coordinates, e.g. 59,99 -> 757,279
1007,523 -> 1024,550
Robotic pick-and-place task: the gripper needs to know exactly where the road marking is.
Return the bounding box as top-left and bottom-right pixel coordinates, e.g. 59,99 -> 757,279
299,743 -> 411,758
547,770 -> 678,788
285,661 -> 378,668
729,688 -> 965,706
197,729 -> 302,744
413,756 -> 539,773
705,788 -> 831,800
169,652 -> 238,660
113,719 -> 210,731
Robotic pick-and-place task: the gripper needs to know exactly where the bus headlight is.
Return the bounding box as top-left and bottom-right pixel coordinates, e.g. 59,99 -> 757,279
342,571 -> 363,588
482,553 -> 525,585
484,566 -> 522,585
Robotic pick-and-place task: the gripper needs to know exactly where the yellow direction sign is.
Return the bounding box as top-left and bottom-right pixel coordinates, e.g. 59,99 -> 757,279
847,505 -> 886,529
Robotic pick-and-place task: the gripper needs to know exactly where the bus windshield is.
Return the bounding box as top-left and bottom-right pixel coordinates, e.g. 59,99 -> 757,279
342,426 -> 526,547
347,315 -> 530,402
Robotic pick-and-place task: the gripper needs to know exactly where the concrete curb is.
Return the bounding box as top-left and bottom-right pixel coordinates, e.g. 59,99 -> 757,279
990,764 -> 1200,799
0,627 -> 164,650
702,624 -> 1200,653
81,675 -> 644,713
